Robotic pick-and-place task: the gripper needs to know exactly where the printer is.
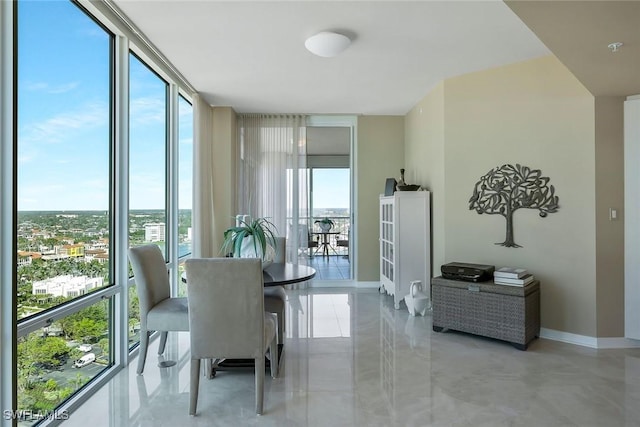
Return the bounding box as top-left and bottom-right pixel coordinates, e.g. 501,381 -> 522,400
441,262 -> 495,282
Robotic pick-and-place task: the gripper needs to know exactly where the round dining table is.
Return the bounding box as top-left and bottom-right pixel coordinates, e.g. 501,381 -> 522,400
181,262 -> 316,286
262,262 -> 316,286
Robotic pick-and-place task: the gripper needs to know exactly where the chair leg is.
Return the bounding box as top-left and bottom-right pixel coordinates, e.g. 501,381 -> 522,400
255,356 -> 265,415
137,330 -> 149,375
277,311 -> 284,345
205,358 -> 212,379
270,338 -> 279,378
189,358 -> 201,416
158,331 -> 168,355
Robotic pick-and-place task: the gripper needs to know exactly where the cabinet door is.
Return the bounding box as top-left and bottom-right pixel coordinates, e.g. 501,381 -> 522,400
380,198 -> 395,293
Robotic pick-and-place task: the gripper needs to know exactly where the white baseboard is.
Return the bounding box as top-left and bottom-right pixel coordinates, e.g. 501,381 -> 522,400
540,328 -> 640,349
540,328 -> 598,348
596,337 -> 640,349
355,281 -> 381,289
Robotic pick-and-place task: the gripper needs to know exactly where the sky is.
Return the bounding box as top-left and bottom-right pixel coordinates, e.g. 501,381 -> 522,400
16,0 -> 345,212
17,0 -> 193,212
313,169 -> 350,210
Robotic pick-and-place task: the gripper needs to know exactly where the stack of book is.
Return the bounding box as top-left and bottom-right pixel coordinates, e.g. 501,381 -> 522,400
493,267 -> 535,286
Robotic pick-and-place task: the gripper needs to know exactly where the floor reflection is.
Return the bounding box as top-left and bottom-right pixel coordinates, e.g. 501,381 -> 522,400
63,287 -> 640,427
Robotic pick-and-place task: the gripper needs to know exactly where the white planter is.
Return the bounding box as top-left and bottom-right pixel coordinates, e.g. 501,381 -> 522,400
240,237 -> 275,269
317,222 -> 332,232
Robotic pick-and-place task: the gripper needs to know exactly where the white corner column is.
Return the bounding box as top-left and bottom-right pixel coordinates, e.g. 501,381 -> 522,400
625,95 -> 640,339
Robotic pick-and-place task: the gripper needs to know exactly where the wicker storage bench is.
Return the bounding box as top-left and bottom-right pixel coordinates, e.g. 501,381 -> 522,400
431,276 -> 540,350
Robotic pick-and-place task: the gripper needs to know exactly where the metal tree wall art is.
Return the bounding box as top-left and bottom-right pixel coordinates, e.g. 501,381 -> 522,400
469,164 -> 559,248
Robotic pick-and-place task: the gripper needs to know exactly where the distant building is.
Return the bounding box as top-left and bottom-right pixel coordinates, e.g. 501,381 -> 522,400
32,275 -> 103,298
85,249 -> 107,262
145,223 -> 165,242
87,240 -> 109,250
59,244 -> 84,258
41,254 -> 69,261
94,252 -> 109,264
17,251 -> 41,267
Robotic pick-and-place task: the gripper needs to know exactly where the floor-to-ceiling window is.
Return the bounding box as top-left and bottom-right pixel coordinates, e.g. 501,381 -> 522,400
128,53 -> 168,259
177,96 -> 193,297
15,1 -> 114,422
127,53 -> 168,348
3,1 -> 195,423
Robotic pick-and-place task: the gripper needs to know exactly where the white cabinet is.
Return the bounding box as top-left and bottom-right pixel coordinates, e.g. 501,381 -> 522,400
379,191 -> 431,309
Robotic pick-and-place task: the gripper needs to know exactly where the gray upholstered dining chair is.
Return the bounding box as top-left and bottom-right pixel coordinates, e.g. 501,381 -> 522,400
184,258 -> 278,416
128,244 -> 189,375
264,236 -> 286,344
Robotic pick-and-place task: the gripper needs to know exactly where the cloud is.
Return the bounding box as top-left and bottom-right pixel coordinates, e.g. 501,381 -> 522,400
179,106 -> 193,118
130,97 -> 166,125
24,81 -> 80,94
20,102 -> 108,145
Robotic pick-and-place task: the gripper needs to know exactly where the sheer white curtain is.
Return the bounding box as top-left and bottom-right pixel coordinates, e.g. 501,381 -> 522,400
237,114 -> 308,262
192,94 -> 215,258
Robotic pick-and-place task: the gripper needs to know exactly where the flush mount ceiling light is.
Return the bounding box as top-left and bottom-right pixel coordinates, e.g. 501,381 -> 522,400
305,31 -> 351,58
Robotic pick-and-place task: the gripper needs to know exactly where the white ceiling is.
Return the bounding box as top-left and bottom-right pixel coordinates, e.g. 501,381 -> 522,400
113,0 -> 550,115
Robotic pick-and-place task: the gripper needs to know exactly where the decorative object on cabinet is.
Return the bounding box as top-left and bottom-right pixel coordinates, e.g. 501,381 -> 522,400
469,164 -> 560,248
431,276 -> 540,350
384,178 -> 397,196
404,280 -> 430,316
379,191 -> 431,309
396,168 -> 420,191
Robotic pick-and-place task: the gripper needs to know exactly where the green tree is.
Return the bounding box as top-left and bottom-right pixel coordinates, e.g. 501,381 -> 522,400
59,302 -> 108,341
72,318 -> 107,343
18,335 -> 70,371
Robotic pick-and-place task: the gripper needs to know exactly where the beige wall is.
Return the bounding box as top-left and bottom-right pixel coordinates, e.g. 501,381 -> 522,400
405,82 -> 446,272
356,116 -> 405,281
405,56 -> 601,336
595,96 -> 625,337
211,107 -> 237,253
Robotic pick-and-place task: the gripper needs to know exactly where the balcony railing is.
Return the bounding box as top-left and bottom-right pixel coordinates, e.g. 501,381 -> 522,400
288,216 -> 350,257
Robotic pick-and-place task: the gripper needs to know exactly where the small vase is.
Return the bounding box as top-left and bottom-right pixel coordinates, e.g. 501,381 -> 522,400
404,280 -> 430,316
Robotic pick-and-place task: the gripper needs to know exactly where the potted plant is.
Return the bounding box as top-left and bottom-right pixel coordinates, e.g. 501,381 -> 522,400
221,217 -> 277,267
314,217 -> 334,232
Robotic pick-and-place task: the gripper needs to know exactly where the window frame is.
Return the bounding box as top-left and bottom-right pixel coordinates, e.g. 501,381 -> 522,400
1,0 -> 196,420
12,1 -> 119,421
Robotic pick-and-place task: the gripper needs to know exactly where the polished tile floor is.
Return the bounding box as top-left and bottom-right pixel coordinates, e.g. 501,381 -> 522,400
63,287 -> 640,427
302,254 -> 351,280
